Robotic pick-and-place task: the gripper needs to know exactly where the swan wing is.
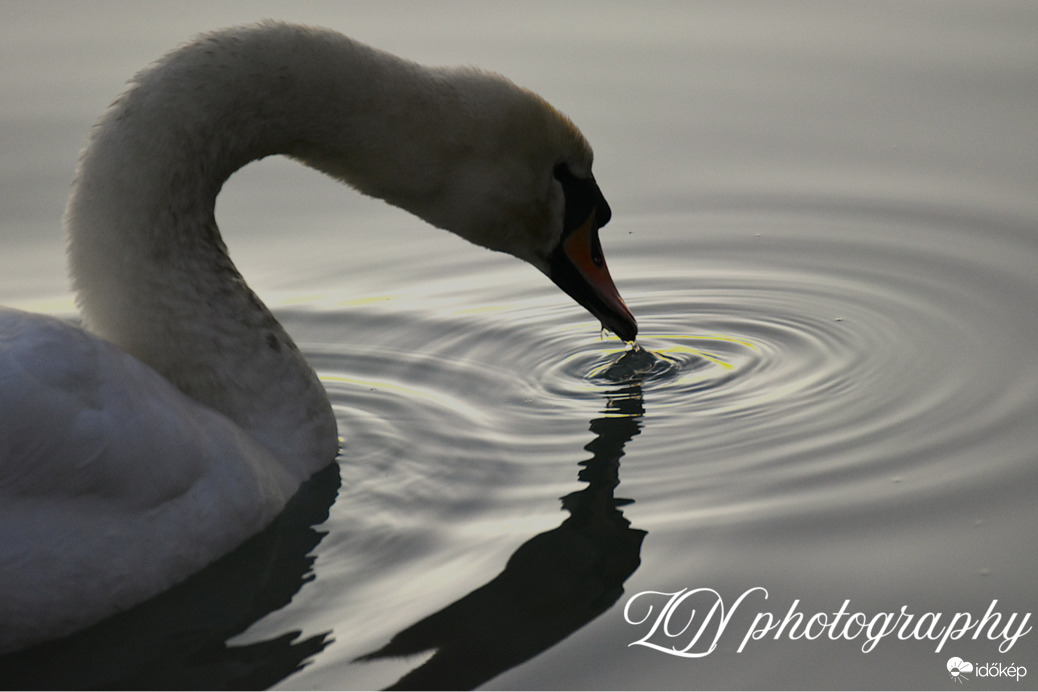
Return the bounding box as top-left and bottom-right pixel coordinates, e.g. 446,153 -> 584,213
0,307 -> 297,651
0,307 -> 293,503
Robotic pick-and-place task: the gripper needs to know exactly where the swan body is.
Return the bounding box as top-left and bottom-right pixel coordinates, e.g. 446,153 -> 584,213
0,22 -> 634,653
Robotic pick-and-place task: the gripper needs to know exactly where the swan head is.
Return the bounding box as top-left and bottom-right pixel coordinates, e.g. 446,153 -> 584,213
296,59 -> 637,341
430,75 -> 638,343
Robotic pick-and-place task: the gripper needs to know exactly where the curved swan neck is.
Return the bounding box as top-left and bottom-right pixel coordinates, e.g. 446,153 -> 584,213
64,22 -> 588,473
65,23 -> 463,471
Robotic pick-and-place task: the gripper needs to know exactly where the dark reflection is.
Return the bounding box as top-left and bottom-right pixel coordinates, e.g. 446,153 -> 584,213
0,462 -> 341,691
359,379 -> 647,690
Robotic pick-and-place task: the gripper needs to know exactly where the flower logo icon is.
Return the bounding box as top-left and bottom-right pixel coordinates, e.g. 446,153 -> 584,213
947,657 -> 974,683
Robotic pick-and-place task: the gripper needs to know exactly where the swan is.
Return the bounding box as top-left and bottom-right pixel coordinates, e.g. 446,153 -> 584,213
0,22 -> 636,653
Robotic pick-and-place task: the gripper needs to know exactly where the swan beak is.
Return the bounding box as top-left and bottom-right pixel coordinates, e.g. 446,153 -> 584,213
547,209 -> 638,342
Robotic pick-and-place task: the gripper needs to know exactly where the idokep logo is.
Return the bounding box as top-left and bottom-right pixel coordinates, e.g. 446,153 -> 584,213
945,656 -> 1028,684
947,657 -> 973,683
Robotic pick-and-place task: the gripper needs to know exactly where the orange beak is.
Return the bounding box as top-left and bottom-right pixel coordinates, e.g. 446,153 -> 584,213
547,207 -> 637,342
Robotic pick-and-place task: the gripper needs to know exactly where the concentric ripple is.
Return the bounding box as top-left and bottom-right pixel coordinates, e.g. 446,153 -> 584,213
281,196 -> 1038,531
580,200 -> 1038,521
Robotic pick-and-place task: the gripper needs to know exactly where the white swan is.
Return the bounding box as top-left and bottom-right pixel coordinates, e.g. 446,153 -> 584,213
0,22 -> 636,653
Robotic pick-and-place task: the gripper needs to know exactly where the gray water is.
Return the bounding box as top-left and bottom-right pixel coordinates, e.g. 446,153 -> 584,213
1,3 -> 1036,690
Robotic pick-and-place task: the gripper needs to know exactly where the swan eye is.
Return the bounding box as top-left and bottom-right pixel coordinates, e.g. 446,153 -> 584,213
553,163 -> 611,236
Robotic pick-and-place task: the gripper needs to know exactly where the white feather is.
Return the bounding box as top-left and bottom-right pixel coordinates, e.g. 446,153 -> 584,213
0,21 -> 597,652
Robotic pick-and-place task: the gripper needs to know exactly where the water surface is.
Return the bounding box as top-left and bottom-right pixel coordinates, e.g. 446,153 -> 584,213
1,3 -> 1036,690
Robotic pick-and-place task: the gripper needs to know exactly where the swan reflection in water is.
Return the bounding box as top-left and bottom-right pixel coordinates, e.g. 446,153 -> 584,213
360,368 -> 648,690
0,356 -> 647,690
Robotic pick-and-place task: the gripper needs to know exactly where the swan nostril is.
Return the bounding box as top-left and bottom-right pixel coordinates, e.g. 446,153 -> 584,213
590,229 -> 605,269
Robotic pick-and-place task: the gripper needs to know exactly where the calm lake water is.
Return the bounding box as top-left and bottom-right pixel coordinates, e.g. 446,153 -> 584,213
2,2 -> 1036,690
